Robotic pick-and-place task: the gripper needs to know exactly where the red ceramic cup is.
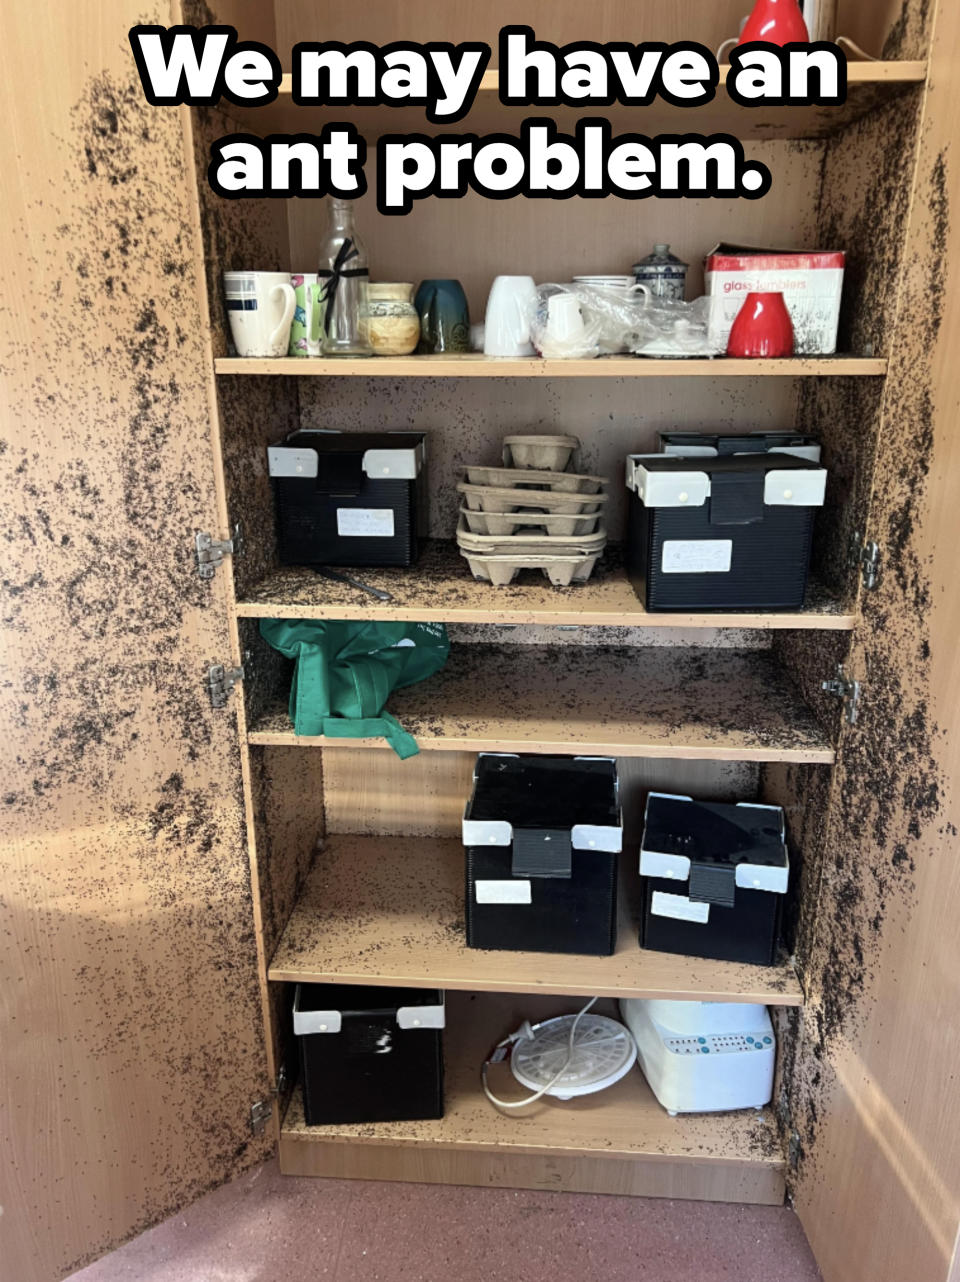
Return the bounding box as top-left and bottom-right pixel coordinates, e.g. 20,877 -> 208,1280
738,0 -> 810,45
726,292 -> 795,358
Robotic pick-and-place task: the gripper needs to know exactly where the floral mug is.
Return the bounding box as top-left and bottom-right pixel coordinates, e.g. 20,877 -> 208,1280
289,272 -> 324,357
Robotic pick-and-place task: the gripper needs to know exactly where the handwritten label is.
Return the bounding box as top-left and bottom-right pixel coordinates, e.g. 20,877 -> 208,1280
662,539 -> 732,573
336,508 -> 395,537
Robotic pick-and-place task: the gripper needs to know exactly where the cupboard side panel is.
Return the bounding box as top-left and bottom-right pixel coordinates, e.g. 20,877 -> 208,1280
181,5 -> 323,1103
793,90 -> 922,602
836,0 -> 934,59
0,6 -> 272,1281
248,746 -> 326,1086
790,5 -> 960,1279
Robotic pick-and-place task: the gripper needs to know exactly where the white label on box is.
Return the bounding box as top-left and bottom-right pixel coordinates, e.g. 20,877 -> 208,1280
475,879 -> 532,905
662,540 -> 732,573
651,891 -> 710,924
336,508 -> 395,537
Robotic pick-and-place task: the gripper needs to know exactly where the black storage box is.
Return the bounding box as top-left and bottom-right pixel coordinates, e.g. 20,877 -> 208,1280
625,451 -> 827,611
658,431 -> 821,461
268,430 -> 426,567
294,983 -> 444,1125
462,753 -> 622,956
639,793 -> 789,966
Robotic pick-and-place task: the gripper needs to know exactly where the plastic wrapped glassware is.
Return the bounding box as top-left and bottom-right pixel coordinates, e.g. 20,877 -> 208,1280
531,284 -> 723,359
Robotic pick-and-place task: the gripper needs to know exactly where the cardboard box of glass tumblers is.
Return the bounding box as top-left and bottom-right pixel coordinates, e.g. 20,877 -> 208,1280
705,244 -> 846,355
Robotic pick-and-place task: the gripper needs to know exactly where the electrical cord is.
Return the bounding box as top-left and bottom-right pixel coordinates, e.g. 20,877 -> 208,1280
481,996 -> 599,1111
716,34 -> 880,63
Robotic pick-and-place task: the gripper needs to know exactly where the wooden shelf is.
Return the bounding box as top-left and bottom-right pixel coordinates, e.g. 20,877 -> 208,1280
235,63 -> 926,143
215,353 -> 887,378
247,643 -> 834,762
278,990 -> 786,1203
237,541 -> 855,630
268,834 -> 804,1005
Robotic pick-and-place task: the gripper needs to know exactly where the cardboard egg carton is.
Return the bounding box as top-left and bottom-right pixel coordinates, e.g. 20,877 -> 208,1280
459,506 -> 603,537
456,517 -> 607,558
462,465 -> 606,494
460,550 -> 604,587
457,482 -> 608,516
502,435 -> 581,471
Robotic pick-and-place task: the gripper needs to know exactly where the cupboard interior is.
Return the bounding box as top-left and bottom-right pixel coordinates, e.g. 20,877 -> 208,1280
191,0 -> 927,1201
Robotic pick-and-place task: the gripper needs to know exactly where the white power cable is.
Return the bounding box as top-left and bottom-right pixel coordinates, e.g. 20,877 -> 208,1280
481,996 -> 598,1111
717,34 -> 880,65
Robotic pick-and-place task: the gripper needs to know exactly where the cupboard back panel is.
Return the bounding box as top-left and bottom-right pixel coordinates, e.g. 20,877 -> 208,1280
288,142 -> 826,317
296,375 -> 803,539
0,5 -> 273,1280
272,1 -> 928,67
321,749 -> 758,842
274,1 -> 761,68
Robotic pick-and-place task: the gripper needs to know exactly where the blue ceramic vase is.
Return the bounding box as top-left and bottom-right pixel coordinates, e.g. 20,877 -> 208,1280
414,279 -> 470,353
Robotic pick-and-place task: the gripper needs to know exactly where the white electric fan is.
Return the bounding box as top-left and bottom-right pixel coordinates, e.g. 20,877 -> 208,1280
482,998 -> 637,1110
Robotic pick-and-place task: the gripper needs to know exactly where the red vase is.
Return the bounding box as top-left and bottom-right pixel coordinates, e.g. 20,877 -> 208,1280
738,0 -> 810,45
727,292 -> 795,357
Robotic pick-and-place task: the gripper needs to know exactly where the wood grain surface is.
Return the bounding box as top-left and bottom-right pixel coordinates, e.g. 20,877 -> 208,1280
278,990 -> 785,1202
235,542 -> 855,629
267,834 -> 804,1004
0,4 -> 273,1279
247,644 -> 835,762
785,3 -> 960,1280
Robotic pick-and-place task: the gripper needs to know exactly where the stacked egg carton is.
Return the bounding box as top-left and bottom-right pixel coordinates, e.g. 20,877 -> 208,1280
456,435 -> 608,586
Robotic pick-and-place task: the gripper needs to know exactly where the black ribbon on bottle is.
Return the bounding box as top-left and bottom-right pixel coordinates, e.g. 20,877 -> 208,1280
318,238 -> 369,335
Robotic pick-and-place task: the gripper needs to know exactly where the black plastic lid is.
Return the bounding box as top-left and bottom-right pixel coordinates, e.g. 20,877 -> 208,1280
297,983 -> 442,1017
643,796 -> 786,870
287,430 -> 424,453
636,451 -> 821,477
467,754 -> 618,830
660,432 -> 818,454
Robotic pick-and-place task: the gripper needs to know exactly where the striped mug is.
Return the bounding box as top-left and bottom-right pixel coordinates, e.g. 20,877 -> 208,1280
223,271 -> 296,358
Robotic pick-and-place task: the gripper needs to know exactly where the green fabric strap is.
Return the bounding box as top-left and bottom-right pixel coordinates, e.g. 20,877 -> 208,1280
319,713 -> 419,760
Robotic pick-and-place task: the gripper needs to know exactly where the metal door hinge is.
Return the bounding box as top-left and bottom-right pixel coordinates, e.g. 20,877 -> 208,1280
250,1065 -> 289,1135
207,662 -> 244,708
249,1099 -> 272,1134
821,663 -> 861,725
849,531 -> 881,591
195,523 -> 242,579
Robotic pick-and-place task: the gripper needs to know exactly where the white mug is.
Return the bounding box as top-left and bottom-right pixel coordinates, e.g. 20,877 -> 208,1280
545,292 -> 585,344
223,271 -> 296,358
484,275 -> 537,357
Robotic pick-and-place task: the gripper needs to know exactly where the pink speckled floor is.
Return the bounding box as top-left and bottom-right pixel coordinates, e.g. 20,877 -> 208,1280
68,1160 -> 822,1282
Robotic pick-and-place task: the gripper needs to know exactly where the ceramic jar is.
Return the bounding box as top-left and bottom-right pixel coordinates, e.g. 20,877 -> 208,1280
366,283 -> 420,356
631,244 -> 689,301
415,279 -> 471,353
